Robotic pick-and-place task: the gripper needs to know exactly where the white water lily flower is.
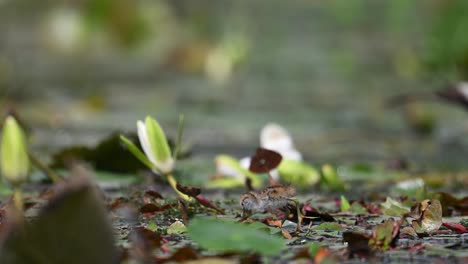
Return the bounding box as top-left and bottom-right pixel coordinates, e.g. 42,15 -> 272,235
136,117 -> 174,174
260,123 -> 302,161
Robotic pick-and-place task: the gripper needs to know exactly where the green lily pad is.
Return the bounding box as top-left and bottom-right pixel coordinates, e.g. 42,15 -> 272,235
187,217 -> 285,256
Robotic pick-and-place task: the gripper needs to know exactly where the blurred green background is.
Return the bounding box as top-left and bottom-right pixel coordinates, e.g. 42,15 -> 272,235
2,0 -> 468,170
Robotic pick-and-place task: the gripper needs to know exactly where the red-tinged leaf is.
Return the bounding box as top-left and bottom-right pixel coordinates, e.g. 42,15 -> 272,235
155,246 -> 199,263
281,229 -> 293,239
133,227 -> 162,248
144,189 -> 163,199
108,197 -> 128,210
315,247 -> 332,264
407,243 -> 425,252
176,182 -> 201,197
442,222 -> 468,234
293,248 -> 311,259
249,147 -> 282,173
195,195 -> 225,215
129,227 -> 162,262
178,199 -> 189,223
266,218 -> 282,228
139,203 -> 176,214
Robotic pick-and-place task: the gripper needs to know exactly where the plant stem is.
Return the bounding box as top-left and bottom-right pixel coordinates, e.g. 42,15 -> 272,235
28,152 -> 61,183
13,186 -> 23,212
173,114 -> 185,161
166,173 -> 192,201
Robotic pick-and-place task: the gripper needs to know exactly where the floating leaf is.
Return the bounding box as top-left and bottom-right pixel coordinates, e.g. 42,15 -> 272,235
167,220 -> 187,234
350,202 -> 368,214
368,218 -> 401,251
343,231 -> 371,259
187,218 -> 285,256
381,197 -> 410,216
314,222 -> 344,231
411,199 -> 442,234
147,221 -> 158,232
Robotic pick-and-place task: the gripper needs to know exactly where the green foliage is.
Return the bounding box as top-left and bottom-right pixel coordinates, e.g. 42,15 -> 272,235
381,197 -> 410,216
212,155 -> 262,188
167,221 -> 187,234
278,160 -> 320,187
321,164 -> 345,191
1,116 -> 29,186
426,0 -> 468,77
368,219 -> 397,251
187,218 -> 285,256
340,195 -> 351,212
119,135 -> 155,170
314,222 -> 344,231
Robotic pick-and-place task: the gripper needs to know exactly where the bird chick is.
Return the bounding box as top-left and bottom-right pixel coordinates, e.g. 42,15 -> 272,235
240,185 -> 296,216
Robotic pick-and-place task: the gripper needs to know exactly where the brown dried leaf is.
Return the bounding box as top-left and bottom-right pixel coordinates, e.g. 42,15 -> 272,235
343,231 -> 371,259
249,147 -> 282,173
140,203 -> 176,214
176,182 -> 201,197
195,195 -> 225,215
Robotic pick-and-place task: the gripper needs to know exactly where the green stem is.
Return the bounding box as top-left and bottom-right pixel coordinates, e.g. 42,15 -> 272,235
28,152 -> 62,183
173,114 -> 185,161
13,186 -> 23,212
166,173 -> 192,201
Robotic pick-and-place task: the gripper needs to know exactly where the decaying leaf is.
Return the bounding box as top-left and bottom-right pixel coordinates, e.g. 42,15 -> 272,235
176,182 -> 202,197
441,222 -> 468,234
343,231 -> 371,259
410,199 -> 442,235
381,197 -> 410,216
435,192 -> 468,216
167,220 -> 187,234
249,147 -> 282,173
195,195 -> 225,215
368,218 -> 401,251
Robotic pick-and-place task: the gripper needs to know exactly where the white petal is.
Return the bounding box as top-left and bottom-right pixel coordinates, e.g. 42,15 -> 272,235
239,157 -> 251,170
260,123 -> 294,151
216,159 -> 244,179
279,149 -> 303,161
457,82 -> 468,99
137,120 -> 157,165
155,158 -> 175,174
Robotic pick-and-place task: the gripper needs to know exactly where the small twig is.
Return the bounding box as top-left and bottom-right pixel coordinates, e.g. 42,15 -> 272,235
28,152 -> 62,183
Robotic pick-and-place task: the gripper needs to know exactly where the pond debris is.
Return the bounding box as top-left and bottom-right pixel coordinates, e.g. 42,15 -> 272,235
408,199 -> 442,235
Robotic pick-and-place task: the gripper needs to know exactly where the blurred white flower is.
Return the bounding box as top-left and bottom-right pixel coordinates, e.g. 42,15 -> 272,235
260,123 -> 302,161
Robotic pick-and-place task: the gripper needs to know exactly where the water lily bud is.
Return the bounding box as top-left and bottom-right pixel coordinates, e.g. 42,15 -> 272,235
1,116 -> 29,186
137,116 -> 174,174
